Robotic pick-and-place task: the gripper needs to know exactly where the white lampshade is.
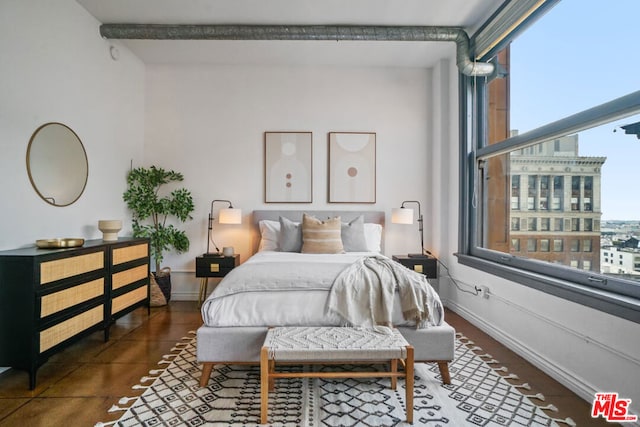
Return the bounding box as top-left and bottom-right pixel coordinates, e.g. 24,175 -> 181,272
391,207 -> 414,224
219,208 -> 242,224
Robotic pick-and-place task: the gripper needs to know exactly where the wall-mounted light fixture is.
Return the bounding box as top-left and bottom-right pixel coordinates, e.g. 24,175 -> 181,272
391,200 -> 425,258
206,199 -> 241,256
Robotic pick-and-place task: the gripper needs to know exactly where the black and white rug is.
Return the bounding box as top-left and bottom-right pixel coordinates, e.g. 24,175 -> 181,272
98,333 -> 575,427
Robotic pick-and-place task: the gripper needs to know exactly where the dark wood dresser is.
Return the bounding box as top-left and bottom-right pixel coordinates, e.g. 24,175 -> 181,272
0,237 -> 149,389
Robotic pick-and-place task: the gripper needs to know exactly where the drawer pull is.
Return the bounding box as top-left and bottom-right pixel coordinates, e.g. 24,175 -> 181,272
413,265 -> 423,273
210,263 -> 220,273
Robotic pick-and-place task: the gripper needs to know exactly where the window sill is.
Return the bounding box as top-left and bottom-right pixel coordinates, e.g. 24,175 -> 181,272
455,253 -> 640,324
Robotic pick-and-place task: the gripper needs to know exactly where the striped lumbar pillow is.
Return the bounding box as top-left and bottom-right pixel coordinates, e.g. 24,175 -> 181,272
301,213 -> 345,254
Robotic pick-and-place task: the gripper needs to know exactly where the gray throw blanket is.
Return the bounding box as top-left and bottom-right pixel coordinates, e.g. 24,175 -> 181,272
326,255 -> 444,334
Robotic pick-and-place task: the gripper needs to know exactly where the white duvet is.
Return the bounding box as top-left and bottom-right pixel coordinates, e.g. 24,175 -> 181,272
201,251 -> 440,328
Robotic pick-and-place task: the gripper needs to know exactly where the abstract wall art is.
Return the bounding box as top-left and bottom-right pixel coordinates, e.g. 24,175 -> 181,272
328,132 -> 376,203
264,131 -> 313,203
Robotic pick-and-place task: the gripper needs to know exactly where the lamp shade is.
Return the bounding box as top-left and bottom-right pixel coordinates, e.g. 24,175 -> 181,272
219,208 -> 242,224
391,207 -> 414,224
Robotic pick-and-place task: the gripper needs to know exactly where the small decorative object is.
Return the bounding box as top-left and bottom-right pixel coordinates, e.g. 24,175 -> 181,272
328,132 -> 376,203
36,238 -> 85,248
222,246 -> 235,257
206,199 -> 242,256
264,131 -> 313,203
98,220 -> 122,241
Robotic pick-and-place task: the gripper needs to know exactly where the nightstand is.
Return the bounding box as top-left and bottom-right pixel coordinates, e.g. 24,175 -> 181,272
196,254 -> 240,306
392,254 -> 437,278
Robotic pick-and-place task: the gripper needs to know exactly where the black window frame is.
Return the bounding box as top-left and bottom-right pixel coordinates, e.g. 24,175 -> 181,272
456,4 -> 640,324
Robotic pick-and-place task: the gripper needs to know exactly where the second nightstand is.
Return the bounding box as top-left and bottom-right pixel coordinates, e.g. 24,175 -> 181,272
196,254 -> 240,306
392,254 -> 437,278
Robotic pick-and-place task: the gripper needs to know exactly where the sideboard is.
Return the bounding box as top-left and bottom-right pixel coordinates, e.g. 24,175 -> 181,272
0,237 -> 149,389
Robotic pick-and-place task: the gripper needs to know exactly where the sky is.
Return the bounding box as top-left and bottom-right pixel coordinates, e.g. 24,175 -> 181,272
509,0 -> 640,220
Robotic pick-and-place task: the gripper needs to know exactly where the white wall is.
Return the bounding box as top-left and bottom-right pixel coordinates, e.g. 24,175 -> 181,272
0,0 -> 145,250
431,59 -> 640,417
144,64 -> 433,299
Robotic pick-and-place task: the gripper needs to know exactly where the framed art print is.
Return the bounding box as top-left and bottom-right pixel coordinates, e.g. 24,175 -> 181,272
264,131 -> 313,203
328,132 -> 376,203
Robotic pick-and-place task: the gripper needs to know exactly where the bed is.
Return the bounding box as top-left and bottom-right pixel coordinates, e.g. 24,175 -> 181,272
197,210 -> 455,386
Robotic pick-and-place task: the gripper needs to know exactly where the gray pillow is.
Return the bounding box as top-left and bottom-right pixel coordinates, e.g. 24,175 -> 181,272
278,216 -> 302,252
341,215 -> 368,252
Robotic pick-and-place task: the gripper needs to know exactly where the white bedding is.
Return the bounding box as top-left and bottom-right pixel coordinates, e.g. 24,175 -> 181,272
201,251 -> 438,328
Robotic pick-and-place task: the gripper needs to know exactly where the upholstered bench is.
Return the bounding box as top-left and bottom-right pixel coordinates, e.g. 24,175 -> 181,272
260,326 -> 415,424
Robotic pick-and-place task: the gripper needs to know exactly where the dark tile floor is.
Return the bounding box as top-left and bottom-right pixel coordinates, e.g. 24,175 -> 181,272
0,302 -> 611,426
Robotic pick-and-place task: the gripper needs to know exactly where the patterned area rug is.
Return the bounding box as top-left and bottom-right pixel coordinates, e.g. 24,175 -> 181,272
97,332 -> 576,427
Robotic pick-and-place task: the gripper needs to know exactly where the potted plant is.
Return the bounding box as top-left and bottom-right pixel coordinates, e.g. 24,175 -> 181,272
123,166 -> 195,301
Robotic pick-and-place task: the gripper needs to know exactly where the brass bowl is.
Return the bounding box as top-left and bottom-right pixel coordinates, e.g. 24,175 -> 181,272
36,238 -> 85,249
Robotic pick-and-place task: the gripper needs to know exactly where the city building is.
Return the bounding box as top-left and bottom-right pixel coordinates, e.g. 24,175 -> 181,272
508,134 -> 606,271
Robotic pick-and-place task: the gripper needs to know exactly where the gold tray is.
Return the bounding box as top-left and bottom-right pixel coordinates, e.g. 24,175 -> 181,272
36,238 -> 85,249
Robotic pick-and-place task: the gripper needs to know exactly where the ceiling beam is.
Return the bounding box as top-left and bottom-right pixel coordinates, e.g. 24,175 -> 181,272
100,24 -> 494,76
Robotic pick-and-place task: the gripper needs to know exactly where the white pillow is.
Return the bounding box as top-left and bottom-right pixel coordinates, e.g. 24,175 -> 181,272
258,220 -> 280,251
363,223 -> 383,252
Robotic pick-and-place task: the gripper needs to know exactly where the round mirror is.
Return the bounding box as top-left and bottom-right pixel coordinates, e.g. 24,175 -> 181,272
26,122 -> 88,207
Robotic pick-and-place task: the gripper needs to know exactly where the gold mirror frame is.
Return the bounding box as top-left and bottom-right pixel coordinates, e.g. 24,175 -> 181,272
26,122 -> 89,207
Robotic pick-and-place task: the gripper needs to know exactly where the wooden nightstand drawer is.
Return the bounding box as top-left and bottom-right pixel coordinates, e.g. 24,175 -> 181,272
392,255 -> 437,278
196,255 -> 239,277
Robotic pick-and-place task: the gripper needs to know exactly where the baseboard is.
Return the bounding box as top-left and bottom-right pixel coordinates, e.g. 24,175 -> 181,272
169,291 -> 199,301
444,299 -> 601,405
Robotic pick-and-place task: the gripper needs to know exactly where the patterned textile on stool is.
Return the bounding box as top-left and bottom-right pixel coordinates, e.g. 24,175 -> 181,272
265,326 -> 409,361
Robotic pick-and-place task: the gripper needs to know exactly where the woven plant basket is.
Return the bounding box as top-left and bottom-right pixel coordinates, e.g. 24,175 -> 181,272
154,267 -> 172,302
149,273 -> 167,307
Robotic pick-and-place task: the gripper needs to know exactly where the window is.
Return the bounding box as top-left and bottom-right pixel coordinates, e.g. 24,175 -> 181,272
571,176 -> 580,211
540,176 -> 549,210
527,238 -> 537,252
553,239 -> 563,252
459,0 -> 640,323
584,218 -> 593,232
540,239 -> 550,252
511,239 -> 520,252
511,175 -> 520,210
541,218 -> 550,231
552,176 -> 563,210
584,176 -> 593,211
527,175 -> 537,210
570,239 -> 579,252
571,218 -> 579,232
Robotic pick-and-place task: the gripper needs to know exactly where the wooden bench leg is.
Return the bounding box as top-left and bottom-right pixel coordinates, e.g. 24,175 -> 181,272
390,359 -> 398,390
406,346 -> 414,424
438,362 -> 451,385
260,346 -> 269,424
200,362 -> 214,387
268,358 -> 275,392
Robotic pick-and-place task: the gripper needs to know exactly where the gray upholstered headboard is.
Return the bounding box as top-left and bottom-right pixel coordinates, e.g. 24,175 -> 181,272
251,210 -> 385,254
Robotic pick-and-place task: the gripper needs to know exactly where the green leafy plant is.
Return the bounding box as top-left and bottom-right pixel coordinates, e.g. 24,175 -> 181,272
123,166 -> 195,273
